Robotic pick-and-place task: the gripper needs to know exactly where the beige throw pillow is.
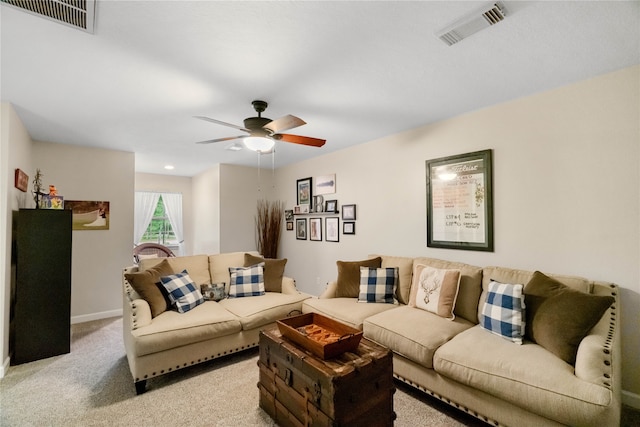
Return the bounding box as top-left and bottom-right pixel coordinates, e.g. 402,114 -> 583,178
409,264 -> 461,320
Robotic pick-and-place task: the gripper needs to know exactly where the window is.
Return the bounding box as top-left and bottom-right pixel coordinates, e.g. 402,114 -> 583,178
141,196 -> 176,244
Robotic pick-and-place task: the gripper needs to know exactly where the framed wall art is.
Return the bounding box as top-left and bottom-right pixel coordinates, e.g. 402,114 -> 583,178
425,149 -> 493,251
325,217 -> 339,242
314,174 -> 336,195
65,200 -> 110,231
342,204 -> 356,220
325,199 -> 337,213
343,221 -> 355,235
309,218 -> 322,241
296,218 -> 307,240
296,177 -> 312,206
286,221 -> 294,231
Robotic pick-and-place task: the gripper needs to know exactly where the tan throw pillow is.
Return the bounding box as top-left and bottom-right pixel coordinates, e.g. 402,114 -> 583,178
408,264 -> 461,320
335,257 -> 382,298
124,258 -> 175,318
525,271 -> 614,365
244,253 -> 287,293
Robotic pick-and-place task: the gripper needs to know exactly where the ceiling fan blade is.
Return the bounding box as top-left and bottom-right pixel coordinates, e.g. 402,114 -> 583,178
263,114 -> 306,134
194,116 -> 250,132
276,133 -> 326,147
196,135 -> 246,144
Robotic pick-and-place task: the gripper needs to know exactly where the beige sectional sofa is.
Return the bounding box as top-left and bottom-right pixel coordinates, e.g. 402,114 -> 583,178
302,255 -> 621,427
122,251 -> 309,394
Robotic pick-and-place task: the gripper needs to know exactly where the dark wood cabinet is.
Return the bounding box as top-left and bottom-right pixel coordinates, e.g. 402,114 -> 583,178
11,209 -> 72,364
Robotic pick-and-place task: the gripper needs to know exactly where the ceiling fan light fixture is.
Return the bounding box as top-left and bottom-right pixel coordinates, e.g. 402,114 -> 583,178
244,136 -> 275,153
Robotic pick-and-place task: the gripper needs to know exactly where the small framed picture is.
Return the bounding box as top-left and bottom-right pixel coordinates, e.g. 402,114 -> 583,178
325,199 -> 337,213
309,218 -> 322,241
343,221 -> 355,235
325,217 -> 339,242
285,210 -> 293,220
342,204 -> 356,220
294,205 -> 309,214
286,221 -> 294,231
297,177 -> 312,206
296,218 -> 307,240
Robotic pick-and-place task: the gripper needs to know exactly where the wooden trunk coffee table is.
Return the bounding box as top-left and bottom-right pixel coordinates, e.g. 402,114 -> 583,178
258,325 -> 395,427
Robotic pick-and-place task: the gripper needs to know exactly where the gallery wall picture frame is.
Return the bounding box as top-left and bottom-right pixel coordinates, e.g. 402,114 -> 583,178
314,174 -> 336,195
286,221 -> 294,231
296,218 -> 307,240
325,217 -> 339,242
325,199 -> 337,213
341,204 -> 356,220
285,210 -> 293,221
296,177 -> 312,206
343,221 -> 355,235
309,218 -> 322,241
425,149 -> 493,251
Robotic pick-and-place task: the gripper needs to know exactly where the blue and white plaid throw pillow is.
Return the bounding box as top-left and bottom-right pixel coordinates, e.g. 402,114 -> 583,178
481,281 -> 525,344
228,263 -> 265,298
358,267 -> 398,304
159,270 -> 204,313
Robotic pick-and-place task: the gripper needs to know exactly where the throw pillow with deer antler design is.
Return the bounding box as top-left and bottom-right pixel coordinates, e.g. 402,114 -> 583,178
408,264 -> 461,320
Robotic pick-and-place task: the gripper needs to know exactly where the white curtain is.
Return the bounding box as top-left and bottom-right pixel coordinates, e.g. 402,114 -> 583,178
134,192 -> 160,245
162,192 -> 184,256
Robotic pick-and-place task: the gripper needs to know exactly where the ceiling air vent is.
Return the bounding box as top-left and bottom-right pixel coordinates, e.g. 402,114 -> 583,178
1,0 -> 96,33
436,2 -> 506,46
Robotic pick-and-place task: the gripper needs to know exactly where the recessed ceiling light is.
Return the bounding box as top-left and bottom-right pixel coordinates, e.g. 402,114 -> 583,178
164,165 -> 175,170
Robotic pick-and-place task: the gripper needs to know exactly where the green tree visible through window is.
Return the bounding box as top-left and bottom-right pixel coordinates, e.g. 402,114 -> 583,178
141,196 -> 176,244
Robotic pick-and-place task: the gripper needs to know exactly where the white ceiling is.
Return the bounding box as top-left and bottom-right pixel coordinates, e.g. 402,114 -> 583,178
1,1 -> 639,177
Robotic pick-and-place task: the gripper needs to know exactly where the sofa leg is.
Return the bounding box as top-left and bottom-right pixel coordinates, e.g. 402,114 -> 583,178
135,380 -> 147,395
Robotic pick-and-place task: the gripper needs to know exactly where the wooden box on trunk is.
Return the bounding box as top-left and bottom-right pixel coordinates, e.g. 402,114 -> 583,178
258,326 -> 395,427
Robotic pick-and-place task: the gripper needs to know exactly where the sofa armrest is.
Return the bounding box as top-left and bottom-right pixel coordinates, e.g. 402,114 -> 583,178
122,267 -> 152,330
319,280 -> 338,299
281,276 -> 298,294
574,284 -> 620,391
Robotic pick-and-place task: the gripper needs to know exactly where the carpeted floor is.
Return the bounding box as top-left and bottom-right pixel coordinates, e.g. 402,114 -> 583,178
1,317 -> 638,426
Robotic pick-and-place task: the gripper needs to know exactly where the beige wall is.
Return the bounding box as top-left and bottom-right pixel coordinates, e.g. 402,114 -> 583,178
1,103 -> 35,376
135,172 -> 193,256
32,142 -> 135,323
275,66 -> 640,401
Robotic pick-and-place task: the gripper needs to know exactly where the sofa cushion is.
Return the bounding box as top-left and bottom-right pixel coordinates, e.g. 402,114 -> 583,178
364,306 -> 473,369
244,253 -> 287,293
335,257 -> 382,298
408,265 -> 460,320
125,259 -> 175,318
219,292 -> 310,330
434,325 -> 613,426
131,302 -> 242,356
209,251 -> 260,291
413,257 -> 482,324
139,255 -> 211,287
302,297 -> 397,330
159,271 -> 205,313
369,254 -> 414,304
358,267 -> 398,304
480,281 -> 525,344
228,264 -> 265,298
524,271 -> 614,365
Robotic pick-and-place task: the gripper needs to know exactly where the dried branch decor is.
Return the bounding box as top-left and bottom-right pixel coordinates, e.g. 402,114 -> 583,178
255,199 -> 285,258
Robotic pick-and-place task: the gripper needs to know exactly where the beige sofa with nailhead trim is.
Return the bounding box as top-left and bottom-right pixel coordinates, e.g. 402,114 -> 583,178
122,251 -> 309,394
302,255 -> 621,427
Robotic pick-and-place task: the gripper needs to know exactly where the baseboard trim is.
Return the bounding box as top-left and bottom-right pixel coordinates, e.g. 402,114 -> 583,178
0,355 -> 9,379
71,309 -> 122,325
623,390 -> 640,410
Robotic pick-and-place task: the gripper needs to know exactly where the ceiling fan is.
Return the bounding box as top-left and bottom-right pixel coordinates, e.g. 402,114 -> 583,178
195,100 -> 326,153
